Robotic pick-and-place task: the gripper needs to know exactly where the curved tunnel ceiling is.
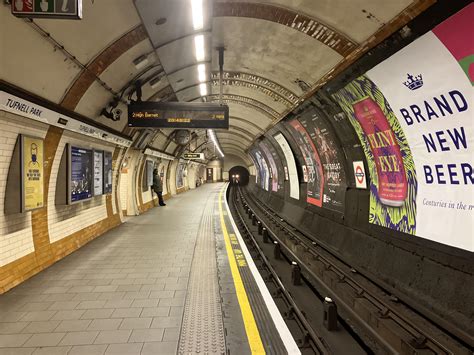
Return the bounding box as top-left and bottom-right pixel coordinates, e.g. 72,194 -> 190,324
1,0 -> 432,159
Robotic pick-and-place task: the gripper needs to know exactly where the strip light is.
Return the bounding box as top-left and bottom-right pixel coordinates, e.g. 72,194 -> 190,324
198,63 -> 206,82
194,35 -> 205,62
199,83 -> 208,96
208,129 -> 224,158
191,0 -> 204,30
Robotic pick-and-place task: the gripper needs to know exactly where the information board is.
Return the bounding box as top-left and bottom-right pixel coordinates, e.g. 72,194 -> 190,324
103,151 -> 113,194
128,102 -> 229,129
22,135 -> 44,211
93,151 -> 103,196
12,0 -> 82,19
183,153 -> 204,160
70,146 -> 93,203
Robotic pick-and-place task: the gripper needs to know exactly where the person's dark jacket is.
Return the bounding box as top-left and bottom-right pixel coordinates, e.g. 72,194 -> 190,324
152,175 -> 163,193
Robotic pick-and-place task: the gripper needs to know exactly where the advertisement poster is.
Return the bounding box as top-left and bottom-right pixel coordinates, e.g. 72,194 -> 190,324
300,108 -> 347,213
70,146 -> 93,203
287,119 -> 324,206
259,141 -> 280,192
176,163 -> 185,188
249,150 -> 260,184
103,151 -> 113,194
146,160 -> 154,186
255,150 -> 270,191
273,133 -> 299,199
332,5 -> 473,250
93,151 -> 103,196
22,135 -> 44,211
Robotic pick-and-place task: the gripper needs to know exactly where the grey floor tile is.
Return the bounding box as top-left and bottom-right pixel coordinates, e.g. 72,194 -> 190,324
119,318 -> 152,330
97,292 -> 126,301
23,332 -> 66,347
150,316 -> 182,329
18,302 -> 54,312
104,343 -> 143,355
141,341 -> 178,355
43,294 -> 76,302
140,307 -> 170,317
22,320 -> 61,333
20,311 -> 56,322
68,344 -> 107,355
76,301 -> 106,310
55,320 -> 91,332
0,322 -> 29,334
51,310 -> 86,321
48,301 -> 80,311
32,346 -> 72,354
94,330 -> 131,344
163,327 -> 180,341
0,348 -> 34,355
130,299 -> 158,308
128,328 -> 164,343
88,319 -> 123,331
149,290 -> 174,299
0,334 -> 32,347
59,331 -> 99,346
110,308 -> 141,319
80,309 -> 114,320
103,300 -> 132,309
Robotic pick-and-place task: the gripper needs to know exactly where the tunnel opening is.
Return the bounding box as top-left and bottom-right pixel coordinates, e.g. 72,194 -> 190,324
228,165 -> 250,186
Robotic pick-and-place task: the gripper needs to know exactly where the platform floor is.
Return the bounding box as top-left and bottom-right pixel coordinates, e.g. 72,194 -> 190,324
0,183 -> 298,355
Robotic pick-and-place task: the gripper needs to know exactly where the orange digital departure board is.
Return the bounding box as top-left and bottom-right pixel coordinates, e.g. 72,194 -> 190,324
128,102 -> 229,129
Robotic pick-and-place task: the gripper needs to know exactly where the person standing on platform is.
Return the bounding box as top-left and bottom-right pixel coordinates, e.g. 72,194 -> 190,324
152,169 -> 166,206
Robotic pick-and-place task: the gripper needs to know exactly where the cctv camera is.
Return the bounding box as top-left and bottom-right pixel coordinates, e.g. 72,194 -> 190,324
112,108 -> 122,121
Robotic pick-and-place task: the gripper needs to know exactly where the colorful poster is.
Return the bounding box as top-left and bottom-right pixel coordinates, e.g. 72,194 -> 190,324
103,151 -> 113,194
259,142 -> 279,192
93,151 -> 103,196
287,119 -> 324,206
255,150 -> 270,191
146,160 -> 154,186
22,135 -> 44,211
70,146 -> 93,203
333,5 -> 473,251
248,150 -> 259,184
300,108 -> 347,212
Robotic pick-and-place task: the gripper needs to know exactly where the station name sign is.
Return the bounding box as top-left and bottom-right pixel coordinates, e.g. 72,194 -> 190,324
183,153 -> 204,160
128,102 -> 229,129
12,0 -> 82,19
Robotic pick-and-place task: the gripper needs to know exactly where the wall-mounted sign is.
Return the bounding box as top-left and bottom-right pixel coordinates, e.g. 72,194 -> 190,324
69,146 -> 93,203
183,153 -> 204,160
93,150 -> 103,196
128,102 -> 229,129
103,151 -> 113,194
353,161 -> 367,189
22,135 -> 44,211
11,0 -> 83,19
143,147 -> 174,161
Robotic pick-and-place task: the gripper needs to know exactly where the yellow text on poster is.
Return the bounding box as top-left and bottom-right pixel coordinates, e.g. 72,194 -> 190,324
23,135 -> 44,211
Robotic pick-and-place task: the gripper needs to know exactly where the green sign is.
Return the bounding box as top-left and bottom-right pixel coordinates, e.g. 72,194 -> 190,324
12,0 -> 82,19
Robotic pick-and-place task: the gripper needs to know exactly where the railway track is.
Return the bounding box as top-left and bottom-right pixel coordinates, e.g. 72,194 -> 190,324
229,185 -> 472,355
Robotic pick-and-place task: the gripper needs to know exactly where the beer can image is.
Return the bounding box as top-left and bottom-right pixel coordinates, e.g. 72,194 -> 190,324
352,97 -> 408,207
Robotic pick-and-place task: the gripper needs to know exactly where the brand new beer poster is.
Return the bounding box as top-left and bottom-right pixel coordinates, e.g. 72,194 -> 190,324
333,5 -> 473,251
22,135 -> 44,211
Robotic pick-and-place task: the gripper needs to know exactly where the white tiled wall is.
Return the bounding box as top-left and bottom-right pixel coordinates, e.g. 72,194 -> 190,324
0,112 -> 48,267
47,131 -> 114,243
119,171 -> 128,211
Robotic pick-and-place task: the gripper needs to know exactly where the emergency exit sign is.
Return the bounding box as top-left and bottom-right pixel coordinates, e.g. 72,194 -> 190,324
12,0 -> 82,19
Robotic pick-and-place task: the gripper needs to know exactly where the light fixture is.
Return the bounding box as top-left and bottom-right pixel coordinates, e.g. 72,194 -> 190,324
198,63 -> 206,82
191,0 -> 203,30
194,35 -> 205,62
133,55 -> 149,70
207,129 -> 224,158
199,83 -> 207,96
149,75 -> 163,89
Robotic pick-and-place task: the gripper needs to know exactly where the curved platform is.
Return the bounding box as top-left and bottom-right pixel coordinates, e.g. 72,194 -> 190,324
0,183 -> 299,355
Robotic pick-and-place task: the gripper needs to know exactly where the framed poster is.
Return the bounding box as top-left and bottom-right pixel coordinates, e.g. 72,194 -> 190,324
69,145 -> 93,203
273,133 -> 300,199
21,135 -> 44,211
103,151 -> 113,194
93,150 -> 103,196
146,160 -> 154,186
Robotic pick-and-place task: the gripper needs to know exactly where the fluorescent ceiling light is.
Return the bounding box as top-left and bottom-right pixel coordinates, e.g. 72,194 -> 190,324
200,83 -> 207,96
198,64 -> 206,82
133,55 -> 148,70
191,0 -> 204,30
194,35 -> 205,62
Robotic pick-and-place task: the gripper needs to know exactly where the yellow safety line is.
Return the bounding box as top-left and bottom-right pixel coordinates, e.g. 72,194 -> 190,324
218,185 -> 266,355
